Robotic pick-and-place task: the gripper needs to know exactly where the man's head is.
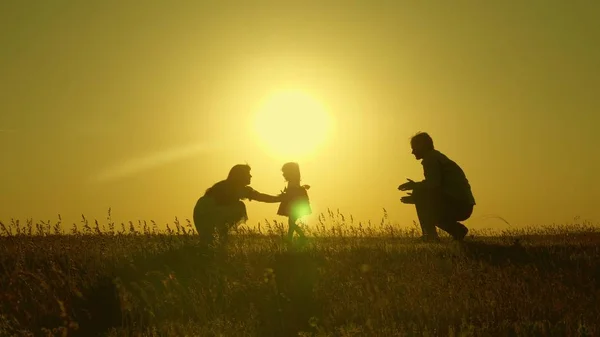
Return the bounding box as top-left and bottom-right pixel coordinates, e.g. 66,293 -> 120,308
410,132 -> 434,160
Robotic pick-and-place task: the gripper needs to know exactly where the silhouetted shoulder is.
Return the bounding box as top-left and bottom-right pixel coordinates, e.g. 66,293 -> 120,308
421,149 -> 444,165
204,180 -> 257,204
241,186 -> 260,200
421,150 -> 475,205
284,185 -> 310,200
204,180 -> 227,197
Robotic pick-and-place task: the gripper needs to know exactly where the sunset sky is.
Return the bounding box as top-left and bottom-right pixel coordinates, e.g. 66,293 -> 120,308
1,1 -> 599,230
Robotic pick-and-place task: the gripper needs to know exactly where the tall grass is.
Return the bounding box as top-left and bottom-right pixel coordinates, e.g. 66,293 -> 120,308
1,209 -> 599,336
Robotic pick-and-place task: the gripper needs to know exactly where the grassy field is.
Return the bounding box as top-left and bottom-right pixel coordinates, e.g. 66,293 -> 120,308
1,210 -> 599,336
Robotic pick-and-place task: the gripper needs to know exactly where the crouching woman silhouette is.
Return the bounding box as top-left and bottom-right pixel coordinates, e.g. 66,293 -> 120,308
193,164 -> 281,247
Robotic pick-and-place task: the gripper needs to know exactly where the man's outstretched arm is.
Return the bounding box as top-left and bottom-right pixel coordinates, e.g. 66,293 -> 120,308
398,178 -> 416,191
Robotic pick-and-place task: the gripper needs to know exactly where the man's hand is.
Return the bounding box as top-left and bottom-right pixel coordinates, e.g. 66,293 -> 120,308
398,178 -> 416,191
400,192 -> 415,204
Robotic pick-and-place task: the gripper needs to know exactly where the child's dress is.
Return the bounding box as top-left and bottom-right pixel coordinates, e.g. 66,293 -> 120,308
277,185 -> 312,219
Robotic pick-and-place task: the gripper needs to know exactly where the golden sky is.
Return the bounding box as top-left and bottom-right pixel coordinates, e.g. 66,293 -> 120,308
1,1 -> 599,230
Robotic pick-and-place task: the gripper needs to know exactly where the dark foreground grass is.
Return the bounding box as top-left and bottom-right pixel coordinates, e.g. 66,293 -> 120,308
1,213 -> 599,336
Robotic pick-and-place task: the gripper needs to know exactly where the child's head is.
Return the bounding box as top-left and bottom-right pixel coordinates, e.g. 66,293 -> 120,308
281,162 -> 301,183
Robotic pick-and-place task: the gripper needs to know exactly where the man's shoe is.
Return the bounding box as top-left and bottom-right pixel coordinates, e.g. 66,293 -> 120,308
452,223 -> 469,241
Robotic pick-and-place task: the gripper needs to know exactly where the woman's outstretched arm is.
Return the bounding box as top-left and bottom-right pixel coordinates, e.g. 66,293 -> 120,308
252,192 -> 282,203
244,186 -> 282,203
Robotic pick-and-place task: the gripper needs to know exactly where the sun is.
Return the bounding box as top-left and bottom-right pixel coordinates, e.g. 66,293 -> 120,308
252,90 -> 333,160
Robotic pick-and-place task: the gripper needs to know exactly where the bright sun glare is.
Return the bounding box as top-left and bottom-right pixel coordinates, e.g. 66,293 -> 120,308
253,90 -> 333,159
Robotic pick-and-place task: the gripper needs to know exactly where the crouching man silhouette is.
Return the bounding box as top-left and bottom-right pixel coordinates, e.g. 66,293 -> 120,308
399,132 -> 476,242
